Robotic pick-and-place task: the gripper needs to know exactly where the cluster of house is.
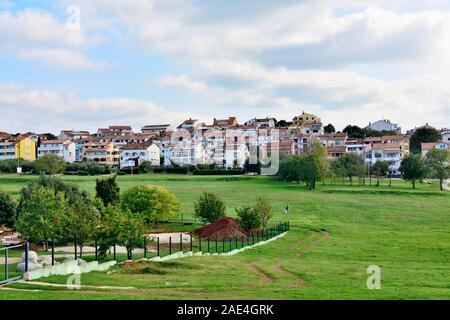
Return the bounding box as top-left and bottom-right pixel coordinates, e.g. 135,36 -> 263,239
0,112 -> 449,174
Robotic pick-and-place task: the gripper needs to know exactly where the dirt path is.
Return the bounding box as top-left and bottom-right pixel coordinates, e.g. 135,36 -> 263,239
443,179 -> 450,191
247,230 -> 331,288
247,263 -> 274,285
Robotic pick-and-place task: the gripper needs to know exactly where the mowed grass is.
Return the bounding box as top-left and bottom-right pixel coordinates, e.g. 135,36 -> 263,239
1,173 -> 450,300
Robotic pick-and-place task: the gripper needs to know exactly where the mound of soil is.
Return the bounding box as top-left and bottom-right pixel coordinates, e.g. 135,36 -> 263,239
193,217 -> 246,240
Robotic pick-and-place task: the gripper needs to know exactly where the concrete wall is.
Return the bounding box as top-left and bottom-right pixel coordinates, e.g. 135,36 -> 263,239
147,232 -> 288,262
23,260 -> 117,281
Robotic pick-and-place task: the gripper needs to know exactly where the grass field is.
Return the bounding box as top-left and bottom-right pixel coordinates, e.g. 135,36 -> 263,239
1,173 -> 450,300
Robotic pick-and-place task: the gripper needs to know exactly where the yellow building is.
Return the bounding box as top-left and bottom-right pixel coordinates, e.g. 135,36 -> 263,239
292,111 -> 321,126
14,136 -> 37,161
289,111 -> 323,135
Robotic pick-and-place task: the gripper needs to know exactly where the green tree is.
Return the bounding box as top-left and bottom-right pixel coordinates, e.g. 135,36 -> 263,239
410,126 -> 442,154
400,154 -> 428,189
278,155 -> 301,183
343,125 -> 365,138
95,175 -> 120,206
298,154 -> 322,189
138,161 -> 153,173
193,192 -> 226,223
117,210 -> 146,260
0,191 -> 17,227
253,197 -> 273,230
236,206 -> 261,231
371,161 -> 390,187
426,149 -> 450,191
15,187 -> 66,250
61,197 -> 99,257
96,204 -> 123,258
324,124 -> 336,134
334,153 -> 365,185
121,185 -> 180,223
34,154 -> 66,175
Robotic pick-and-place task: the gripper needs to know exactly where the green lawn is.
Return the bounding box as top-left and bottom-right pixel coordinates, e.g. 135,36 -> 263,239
1,173 -> 450,300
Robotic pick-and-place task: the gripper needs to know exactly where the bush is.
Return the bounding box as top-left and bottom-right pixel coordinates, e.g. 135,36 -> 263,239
236,206 -> 261,231
0,159 -> 35,173
253,197 -> 273,229
0,191 -> 17,227
121,185 -> 180,223
34,154 -> 66,175
193,192 -> 226,223
96,175 -> 120,206
64,161 -> 110,176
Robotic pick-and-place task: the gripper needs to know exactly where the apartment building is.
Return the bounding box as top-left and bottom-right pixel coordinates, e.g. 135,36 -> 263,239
365,143 -> 403,174
80,142 -> 119,166
244,117 -> 276,128
0,134 -> 16,161
141,124 -> 172,137
58,130 -> 91,141
421,142 -> 450,156
119,142 -> 160,169
365,119 -> 401,133
97,126 -> 132,137
38,140 -> 76,163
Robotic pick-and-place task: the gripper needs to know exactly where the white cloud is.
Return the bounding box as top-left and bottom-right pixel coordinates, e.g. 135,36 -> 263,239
0,83 -> 196,133
0,8 -> 105,70
19,48 -> 108,70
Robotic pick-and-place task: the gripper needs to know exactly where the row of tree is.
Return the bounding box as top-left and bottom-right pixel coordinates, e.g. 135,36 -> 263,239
277,142 -> 450,190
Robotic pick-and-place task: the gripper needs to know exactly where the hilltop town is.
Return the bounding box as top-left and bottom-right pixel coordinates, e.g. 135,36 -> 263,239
0,112 -> 449,175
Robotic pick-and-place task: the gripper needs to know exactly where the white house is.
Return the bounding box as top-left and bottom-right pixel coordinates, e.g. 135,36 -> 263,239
441,129 -> 450,143
365,120 -> 401,133
38,140 -> 76,163
421,142 -> 450,157
365,143 -> 402,174
120,142 -> 160,169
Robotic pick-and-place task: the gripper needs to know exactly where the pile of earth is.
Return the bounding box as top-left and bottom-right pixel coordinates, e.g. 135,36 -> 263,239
193,217 -> 247,240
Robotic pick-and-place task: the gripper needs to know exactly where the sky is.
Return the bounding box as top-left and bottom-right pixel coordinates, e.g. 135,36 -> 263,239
1,0 -> 450,134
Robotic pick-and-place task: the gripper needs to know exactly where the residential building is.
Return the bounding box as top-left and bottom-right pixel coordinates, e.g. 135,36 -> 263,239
58,130 -> 91,141
112,134 -> 151,147
245,117 -> 276,128
0,134 -> 16,161
366,119 -> 401,133
346,138 -> 366,156
441,129 -> 450,143
289,112 -> 324,136
97,126 -> 132,137
176,118 -> 202,131
365,143 -> 403,174
38,140 -> 76,163
141,124 -> 172,137
80,142 -> 120,166
213,117 -> 238,128
318,133 -> 347,147
14,135 -> 37,161
327,145 -> 347,158
421,142 -> 450,156
119,142 -> 160,169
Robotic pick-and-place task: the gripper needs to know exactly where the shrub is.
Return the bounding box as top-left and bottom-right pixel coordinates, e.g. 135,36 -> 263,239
96,175 -> 120,206
121,185 -> 180,223
34,154 -> 66,175
253,197 -> 273,229
0,191 -> 17,227
193,192 -> 226,223
236,206 -> 261,231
